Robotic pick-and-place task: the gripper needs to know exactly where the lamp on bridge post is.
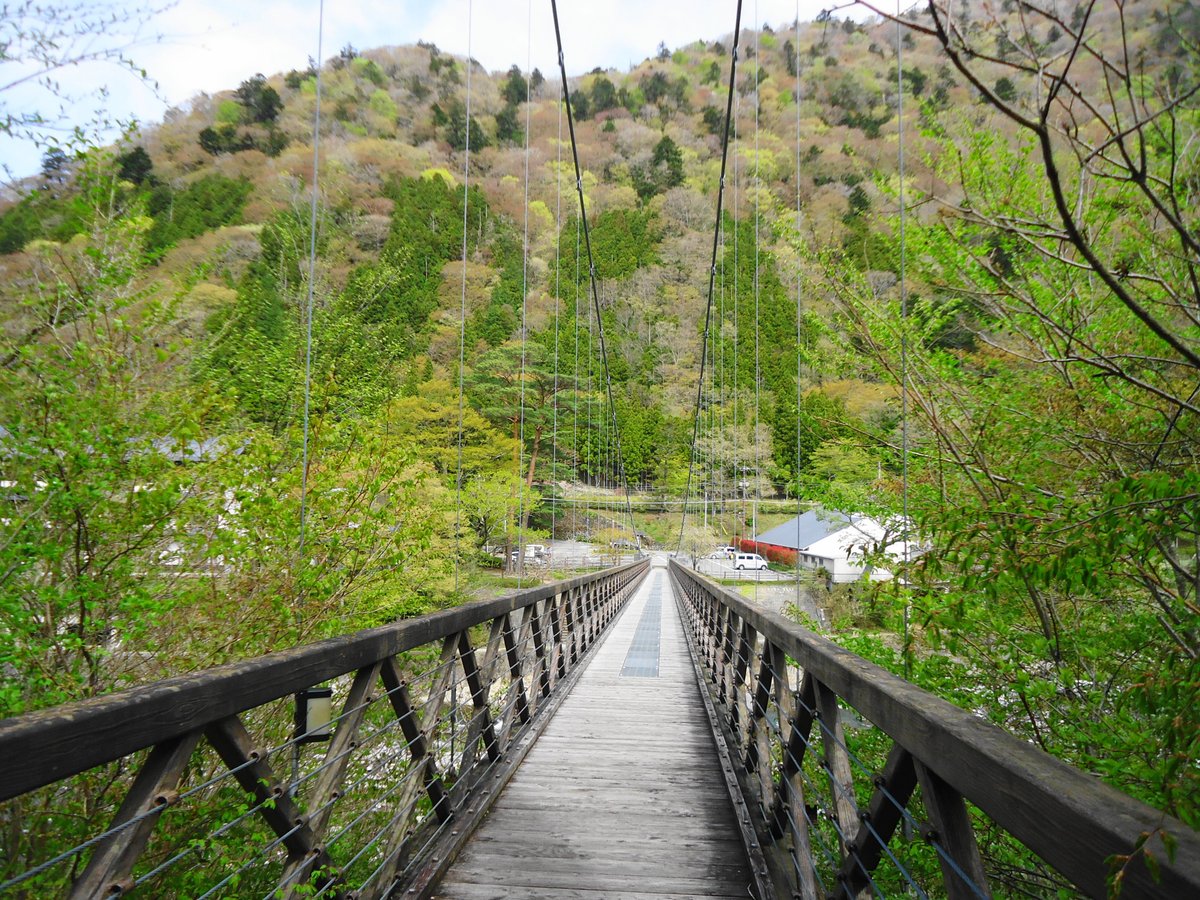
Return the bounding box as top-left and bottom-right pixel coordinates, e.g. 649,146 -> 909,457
295,686 -> 333,744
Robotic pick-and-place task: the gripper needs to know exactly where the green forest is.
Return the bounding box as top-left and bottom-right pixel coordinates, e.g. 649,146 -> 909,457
0,0 -> 1197,892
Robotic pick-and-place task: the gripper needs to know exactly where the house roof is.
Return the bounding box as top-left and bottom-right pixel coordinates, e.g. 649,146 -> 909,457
754,508 -> 859,551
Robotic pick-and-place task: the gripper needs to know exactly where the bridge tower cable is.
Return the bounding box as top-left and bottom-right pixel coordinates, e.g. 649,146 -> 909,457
292,0 -> 325,795
896,0 -> 912,680
515,0 -> 533,584
574,213 -> 583,536
551,65 -> 563,561
732,85 -> 740,549
550,0 -> 640,551
297,0 -> 324,592
675,0 -> 746,555
794,0 -> 805,620
448,0 -> 477,779
453,0 -> 475,597
753,2 -> 762,586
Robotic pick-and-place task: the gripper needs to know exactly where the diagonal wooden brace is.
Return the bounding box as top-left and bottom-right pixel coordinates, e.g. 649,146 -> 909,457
69,730 -> 202,899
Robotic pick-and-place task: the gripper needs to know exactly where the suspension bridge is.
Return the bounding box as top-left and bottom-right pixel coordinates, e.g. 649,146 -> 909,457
2,557 -> 1198,897
2,0 -> 1198,897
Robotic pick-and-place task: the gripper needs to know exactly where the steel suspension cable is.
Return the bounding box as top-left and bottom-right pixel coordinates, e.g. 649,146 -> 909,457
291,0 -> 325,793
574,214 -> 583,536
550,0 -> 639,549
897,0 -> 911,679
732,88 -> 740,548
453,0 -> 474,595
753,4 -> 762,578
675,0 -> 745,555
516,0 -> 533,583
551,73 -> 563,562
297,0 -> 324,596
794,0 -> 805,618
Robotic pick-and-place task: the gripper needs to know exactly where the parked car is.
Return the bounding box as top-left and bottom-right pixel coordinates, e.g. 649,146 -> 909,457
712,545 -> 736,558
734,552 -> 768,571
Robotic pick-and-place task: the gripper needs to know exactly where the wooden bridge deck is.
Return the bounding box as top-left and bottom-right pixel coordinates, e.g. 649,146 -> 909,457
435,560 -> 755,899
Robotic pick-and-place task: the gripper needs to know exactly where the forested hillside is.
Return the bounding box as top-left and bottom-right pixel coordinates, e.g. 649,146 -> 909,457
0,0 -> 1196,849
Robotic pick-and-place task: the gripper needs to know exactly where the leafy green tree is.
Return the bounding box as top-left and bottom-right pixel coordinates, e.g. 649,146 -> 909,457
466,343 -> 576,566
115,145 -> 154,184
387,379 -> 518,480
559,209 -> 661,284
640,71 -> 671,105
701,106 -> 724,135
146,173 -> 252,252
444,100 -> 489,150
0,152 -> 205,715
496,103 -> 522,145
234,74 -> 282,123
501,65 -> 528,106
0,195 -> 43,252
817,1 -> 1200,836
901,66 -> 927,96
197,124 -> 255,155
569,88 -> 591,121
591,75 -> 618,112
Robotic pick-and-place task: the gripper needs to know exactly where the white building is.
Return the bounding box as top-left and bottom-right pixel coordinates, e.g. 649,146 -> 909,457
752,508 -> 915,583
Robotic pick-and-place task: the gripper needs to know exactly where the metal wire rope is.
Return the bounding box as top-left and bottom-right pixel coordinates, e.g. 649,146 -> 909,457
549,0 -> 640,549
676,0 -> 745,555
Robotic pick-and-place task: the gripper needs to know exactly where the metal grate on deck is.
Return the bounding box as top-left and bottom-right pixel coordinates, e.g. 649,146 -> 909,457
620,579 -> 662,677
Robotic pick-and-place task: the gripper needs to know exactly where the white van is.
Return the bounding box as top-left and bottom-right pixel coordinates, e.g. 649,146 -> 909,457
734,552 -> 768,571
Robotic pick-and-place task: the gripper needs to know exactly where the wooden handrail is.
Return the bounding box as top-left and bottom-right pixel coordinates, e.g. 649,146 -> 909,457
0,559 -> 650,899
0,561 -> 644,803
670,560 -> 1200,899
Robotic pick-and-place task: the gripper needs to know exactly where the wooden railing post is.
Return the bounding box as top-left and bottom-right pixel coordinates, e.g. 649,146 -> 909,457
915,760 -> 990,899
771,667 -> 820,900
68,731 -> 202,899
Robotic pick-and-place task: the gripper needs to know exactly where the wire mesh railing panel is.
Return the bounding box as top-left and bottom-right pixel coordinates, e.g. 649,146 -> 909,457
668,559 -> 1200,900
0,560 -> 648,899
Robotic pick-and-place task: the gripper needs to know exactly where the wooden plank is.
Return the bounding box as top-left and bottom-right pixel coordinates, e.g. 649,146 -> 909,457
441,868 -> 753,897
380,657 -> 452,824
436,884 -> 751,900
437,564 -> 753,898
393,566 -> 651,900
835,742 -> 918,899
448,843 -> 749,872
281,661 -> 384,897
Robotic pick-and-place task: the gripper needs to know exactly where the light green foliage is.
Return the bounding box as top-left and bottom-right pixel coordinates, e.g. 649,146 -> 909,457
420,166 -> 457,186
0,155 -> 202,714
215,99 -> 242,125
387,379 -> 518,480
368,88 -> 397,119
351,56 -> 387,87
818,83 -> 1200,827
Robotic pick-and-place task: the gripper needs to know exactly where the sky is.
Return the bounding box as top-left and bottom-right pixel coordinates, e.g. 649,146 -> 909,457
1,0 -> 876,180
